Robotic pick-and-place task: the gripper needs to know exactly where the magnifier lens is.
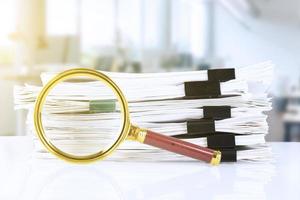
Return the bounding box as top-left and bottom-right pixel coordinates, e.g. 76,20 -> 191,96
41,75 -> 124,157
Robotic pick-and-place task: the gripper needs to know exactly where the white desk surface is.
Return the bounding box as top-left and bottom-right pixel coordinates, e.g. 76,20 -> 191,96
0,136 -> 299,200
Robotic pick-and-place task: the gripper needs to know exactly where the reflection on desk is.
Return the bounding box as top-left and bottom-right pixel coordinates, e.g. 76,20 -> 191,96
0,137 -> 299,200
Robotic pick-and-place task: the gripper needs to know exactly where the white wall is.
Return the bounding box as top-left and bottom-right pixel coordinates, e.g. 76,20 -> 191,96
215,4 -> 300,78
215,2 -> 300,89
214,1 -> 300,141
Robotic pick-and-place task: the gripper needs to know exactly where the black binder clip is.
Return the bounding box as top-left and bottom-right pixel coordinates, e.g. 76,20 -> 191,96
207,133 -> 236,148
187,119 -> 216,135
203,106 -> 231,120
220,149 -> 237,162
208,68 -> 235,82
184,81 -> 221,98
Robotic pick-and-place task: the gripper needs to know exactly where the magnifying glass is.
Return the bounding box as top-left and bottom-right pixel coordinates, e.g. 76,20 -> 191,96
34,68 -> 221,165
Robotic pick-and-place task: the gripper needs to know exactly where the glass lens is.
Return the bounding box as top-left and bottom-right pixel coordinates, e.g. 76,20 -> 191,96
39,74 -> 124,157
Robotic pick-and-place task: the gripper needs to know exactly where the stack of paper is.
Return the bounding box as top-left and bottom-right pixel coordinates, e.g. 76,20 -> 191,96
14,61 -> 273,162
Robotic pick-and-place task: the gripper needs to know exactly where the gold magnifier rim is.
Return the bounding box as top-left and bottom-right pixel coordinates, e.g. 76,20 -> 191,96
34,68 -> 131,163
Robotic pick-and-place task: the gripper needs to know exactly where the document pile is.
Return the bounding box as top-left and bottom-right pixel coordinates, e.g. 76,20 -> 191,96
14,62 -> 273,162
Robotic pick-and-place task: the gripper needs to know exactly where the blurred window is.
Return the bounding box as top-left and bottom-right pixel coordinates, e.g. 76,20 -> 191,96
80,0 -> 166,51
81,0 -> 115,49
172,0 -> 205,58
0,0 -> 16,66
46,0 -> 78,35
46,0 -> 206,63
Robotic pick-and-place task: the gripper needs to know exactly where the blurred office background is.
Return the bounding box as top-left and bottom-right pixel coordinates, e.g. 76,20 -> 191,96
0,0 -> 299,141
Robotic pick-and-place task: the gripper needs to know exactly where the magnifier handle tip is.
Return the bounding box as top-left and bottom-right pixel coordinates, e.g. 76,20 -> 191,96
144,130 -> 221,165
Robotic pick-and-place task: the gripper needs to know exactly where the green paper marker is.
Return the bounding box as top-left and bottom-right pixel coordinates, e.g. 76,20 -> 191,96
89,100 -> 116,113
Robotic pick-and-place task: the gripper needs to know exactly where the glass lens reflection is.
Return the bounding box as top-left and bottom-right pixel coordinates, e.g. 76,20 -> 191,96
40,76 -> 123,157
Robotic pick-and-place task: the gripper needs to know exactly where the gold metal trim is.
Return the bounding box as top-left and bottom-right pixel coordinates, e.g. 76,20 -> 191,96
210,151 -> 221,165
34,68 -> 131,163
127,125 -> 147,143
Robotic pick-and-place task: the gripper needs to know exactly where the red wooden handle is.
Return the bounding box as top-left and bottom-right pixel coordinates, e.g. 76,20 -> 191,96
143,130 -> 221,164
